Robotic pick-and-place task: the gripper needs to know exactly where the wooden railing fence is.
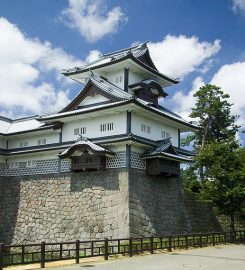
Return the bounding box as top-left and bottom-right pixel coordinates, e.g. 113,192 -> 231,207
0,230 -> 244,269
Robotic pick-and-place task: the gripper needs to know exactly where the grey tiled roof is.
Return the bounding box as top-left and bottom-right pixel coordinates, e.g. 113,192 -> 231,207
63,43 -> 150,74
39,100 -> 130,120
142,138 -> 192,162
90,76 -> 132,99
58,137 -> 114,158
62,43 -> 179,84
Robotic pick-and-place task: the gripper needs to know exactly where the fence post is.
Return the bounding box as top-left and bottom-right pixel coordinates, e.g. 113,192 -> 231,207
40,241 -> 46,268
199,233 -> 202,248
129,237 -> 133,257
76,240 -> 80,264
104,238 -> 109,261
168,235 -> 172,252
244,229 -> 245,242
212,233 -> 215,246
224,231 -> 227,245
150,236 -> 154,254
21,245 -> 25,264
185,234 -> 188,250
0,243 -> 4,270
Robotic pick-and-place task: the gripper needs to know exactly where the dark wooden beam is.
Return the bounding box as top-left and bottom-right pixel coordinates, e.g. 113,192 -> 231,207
127,111 -> 131,134
124,68 -> 129,92
178,128 -> 180,148
126,144 -> 131,168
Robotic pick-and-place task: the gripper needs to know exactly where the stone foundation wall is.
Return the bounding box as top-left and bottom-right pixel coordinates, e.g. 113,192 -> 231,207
0,170 -> 129,244
0,168 -> 221,245
128,169 -> 221,236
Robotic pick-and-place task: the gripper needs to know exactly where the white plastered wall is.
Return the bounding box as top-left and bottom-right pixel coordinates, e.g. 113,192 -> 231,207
128,70 -> 144,85
0,136 -> 7,149
62,112 -> 127,142
79,94 -> 109,107
106,70 -> 124,90
6,151 -> 60,163
131,112 -> 179,147
8,132 -> 60,149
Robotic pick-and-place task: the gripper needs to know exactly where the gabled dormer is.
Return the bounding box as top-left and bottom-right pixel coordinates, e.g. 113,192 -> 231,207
129,79 -> 168,105
60,75 -> 132,113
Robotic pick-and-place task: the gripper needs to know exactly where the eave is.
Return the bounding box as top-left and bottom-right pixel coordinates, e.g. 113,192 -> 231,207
62,54 -> 179,85
38,99 -> 199,131
0,122 -> 63,137
0,134 -> 194,157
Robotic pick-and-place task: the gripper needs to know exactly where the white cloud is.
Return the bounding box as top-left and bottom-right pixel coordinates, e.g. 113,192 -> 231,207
148,35 -> 221,79
0,17 -> 100,117
211,62 -> 245,127
171,77 -> 205,121
61,0 -> 127,42
232,0 -> 245,14
170,62 -> 245,131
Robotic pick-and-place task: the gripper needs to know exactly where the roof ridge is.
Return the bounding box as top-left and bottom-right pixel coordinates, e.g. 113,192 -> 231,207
102,42 -> 148,57
0,116 -> 12,122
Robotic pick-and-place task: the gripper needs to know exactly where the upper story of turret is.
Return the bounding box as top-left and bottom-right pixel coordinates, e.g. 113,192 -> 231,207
62,42 -> 179,105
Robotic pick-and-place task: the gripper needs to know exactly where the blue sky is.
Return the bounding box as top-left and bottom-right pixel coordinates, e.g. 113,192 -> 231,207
0,0 -> 244,140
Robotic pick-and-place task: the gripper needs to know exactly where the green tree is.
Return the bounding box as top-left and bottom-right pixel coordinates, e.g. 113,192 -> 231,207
196,139 -> 245,231
182,84 -> 240,181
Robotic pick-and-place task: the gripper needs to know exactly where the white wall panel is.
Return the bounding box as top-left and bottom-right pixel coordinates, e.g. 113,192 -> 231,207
8,132 -> 60,149
62,113 -> 127,142
131,112 -> 179,147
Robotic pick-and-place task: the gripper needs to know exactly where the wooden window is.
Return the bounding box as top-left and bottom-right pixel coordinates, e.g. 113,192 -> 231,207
161,131 -> 170,139
107,123 -> 113,131
80,127 -> 86,135
100,124 -> 106,132
141,124 -> 151,134
38,139 -> 46,145
26,160 -> 37,168
9,161 -> 19,169
100,123 -> 113,132
116,76 -> 122,84
74,128 -> 79,135
20,141 -> 28,148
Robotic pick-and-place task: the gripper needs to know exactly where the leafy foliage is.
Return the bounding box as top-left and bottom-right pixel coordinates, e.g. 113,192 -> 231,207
181,84 -> 244,230
196,140 -> 245,230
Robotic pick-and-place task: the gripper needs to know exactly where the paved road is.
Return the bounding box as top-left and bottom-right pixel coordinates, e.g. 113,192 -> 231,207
50,245 -> 245,270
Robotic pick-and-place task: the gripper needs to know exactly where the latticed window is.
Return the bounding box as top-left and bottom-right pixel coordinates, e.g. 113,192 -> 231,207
161,131 -> 170,139
37,139 -> 46,145
116,76 -> 122,84
141,124 -> 151,134
81,127 -> 86,134
74,128 -> 79,135
100,123 -> 113,132
26,160 -> 37,168
20,141 -> 28,147
9,161 -> 19,169
107,123 -> 113,131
